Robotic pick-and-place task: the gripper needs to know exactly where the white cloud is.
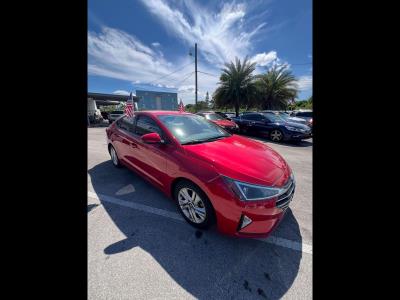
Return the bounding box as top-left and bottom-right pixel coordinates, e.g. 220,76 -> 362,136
140,0 -> 267,66
297,75 -> 313,91
251,51 -> 277,66
112,90 -> 130,95
88,27 -> 178,82
88,1 -> 284,104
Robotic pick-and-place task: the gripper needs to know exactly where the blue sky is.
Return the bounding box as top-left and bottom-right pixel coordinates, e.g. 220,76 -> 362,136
88,0 -> 312,104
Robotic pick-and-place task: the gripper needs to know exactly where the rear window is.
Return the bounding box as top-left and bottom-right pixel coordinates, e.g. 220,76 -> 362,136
111,110 -> 124,114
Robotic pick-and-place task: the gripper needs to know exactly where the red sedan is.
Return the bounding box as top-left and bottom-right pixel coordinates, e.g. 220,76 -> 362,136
196,112 -> 239,133
106,111 -> 295,238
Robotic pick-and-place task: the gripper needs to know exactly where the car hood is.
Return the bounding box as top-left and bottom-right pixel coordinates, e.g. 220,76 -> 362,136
288,116 -> 307,122
183,135 -> 291,187
280,121 -> 311,130
212,119 -> 237,127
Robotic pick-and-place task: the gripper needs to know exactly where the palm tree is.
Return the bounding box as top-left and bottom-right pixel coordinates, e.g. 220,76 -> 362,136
213,57 -> 257,116
255,66 -> 298,110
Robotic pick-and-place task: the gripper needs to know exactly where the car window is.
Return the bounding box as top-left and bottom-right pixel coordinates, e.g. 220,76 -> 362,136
135,115 -> 163,136
297,112 -> 312,117
111,110 -> 124,114
116,116 -> 135,132
242,114 -> 263,121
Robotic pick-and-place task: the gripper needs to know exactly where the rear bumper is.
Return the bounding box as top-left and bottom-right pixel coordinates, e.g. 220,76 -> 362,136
204,177 -> 290,238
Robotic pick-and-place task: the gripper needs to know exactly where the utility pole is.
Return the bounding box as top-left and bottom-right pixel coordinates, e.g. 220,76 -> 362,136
195,43 -> 198,109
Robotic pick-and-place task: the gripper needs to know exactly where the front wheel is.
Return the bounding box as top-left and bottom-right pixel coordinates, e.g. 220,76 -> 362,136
174,181 -> 215,229
270,129 -> 284,142
109,145 -> 122,168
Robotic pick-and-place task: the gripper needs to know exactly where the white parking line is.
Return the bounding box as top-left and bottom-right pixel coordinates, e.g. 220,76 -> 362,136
88,191 -> 312,255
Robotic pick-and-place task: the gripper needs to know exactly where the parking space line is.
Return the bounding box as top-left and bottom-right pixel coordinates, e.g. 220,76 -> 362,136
88,191 -> 312,255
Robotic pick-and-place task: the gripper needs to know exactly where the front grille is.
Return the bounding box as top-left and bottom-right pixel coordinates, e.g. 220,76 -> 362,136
276,178 -> 295,210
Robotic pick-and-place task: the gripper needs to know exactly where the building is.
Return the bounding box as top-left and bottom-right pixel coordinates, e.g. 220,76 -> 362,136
136,90 -> 178,111
87,92 -> 139,124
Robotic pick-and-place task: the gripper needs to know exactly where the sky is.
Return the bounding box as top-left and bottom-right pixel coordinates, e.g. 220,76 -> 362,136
88,0 -> 312,104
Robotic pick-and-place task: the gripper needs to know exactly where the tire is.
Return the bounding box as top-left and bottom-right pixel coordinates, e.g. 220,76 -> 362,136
270,129 -> 284,142
174,180 -> 215,229
109,145 -> 122,168
239,126 -> 248,134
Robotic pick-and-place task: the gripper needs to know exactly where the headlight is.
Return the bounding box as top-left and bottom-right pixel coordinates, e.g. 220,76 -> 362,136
222,176 -> 285,201
285,126 -> 304,132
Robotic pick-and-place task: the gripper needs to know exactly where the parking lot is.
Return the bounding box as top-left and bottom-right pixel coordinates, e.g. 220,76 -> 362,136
88,127 -> 312,299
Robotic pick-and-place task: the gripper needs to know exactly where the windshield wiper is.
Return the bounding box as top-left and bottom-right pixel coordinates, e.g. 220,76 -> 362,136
181,139 -> 205,145
181,136 -> 227,145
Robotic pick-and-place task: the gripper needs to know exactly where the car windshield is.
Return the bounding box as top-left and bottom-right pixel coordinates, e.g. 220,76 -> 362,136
157,114 -> 231,145
204,113 -> 226,121
263,113 -> 285,122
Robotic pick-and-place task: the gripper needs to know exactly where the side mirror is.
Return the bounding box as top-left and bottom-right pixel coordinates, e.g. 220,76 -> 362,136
141,132 -> 163,144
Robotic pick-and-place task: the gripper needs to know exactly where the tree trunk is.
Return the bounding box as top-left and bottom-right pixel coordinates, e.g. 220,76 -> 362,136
235,98 -> 239,117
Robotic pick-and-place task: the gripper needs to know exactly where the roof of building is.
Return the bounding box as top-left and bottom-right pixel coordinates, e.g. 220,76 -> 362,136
87,92 -> 138,101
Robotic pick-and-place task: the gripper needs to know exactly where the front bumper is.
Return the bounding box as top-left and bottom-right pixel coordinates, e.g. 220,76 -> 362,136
204,177 -> 293,238
286,131 -> 312,140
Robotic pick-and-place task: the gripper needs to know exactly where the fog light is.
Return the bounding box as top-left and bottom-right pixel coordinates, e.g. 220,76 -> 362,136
238,214 -> 253,230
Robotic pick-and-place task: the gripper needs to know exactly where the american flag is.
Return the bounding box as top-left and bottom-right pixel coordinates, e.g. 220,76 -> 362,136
178,99 -> 185,112
125,92 -> 135,117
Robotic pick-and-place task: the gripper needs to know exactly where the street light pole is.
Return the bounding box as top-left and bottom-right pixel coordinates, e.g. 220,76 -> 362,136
195,43 -> 198,109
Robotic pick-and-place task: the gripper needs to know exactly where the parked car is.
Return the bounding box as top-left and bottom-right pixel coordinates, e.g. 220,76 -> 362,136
291,110 -> 313,128
232,112 -> 312,142
106,111 -> 295,238
108,110 -> 125,124
262,111 -> 309,126
196,112 -> 239,133
215,111 -> 236,119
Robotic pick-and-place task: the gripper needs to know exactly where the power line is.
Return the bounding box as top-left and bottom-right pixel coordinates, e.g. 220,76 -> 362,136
175,71 -> 195,86
198,70 -> 219,77
146,61 -> 194,86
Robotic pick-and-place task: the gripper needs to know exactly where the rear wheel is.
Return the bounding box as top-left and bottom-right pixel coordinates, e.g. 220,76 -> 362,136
109,145 -> 121,168
174,180 -> 215,229
270,129 -> 283,142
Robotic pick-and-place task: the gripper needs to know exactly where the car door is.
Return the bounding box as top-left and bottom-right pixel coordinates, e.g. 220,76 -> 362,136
128,115 -> 169,188
113,116 -> 136,162
240,114 -> 260,132
257,115 -> 275,135
251,114 -> 270,133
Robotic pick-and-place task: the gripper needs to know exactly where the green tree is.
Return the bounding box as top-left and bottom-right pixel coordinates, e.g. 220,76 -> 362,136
255,66 -> 298,110
213,57 -> 257,116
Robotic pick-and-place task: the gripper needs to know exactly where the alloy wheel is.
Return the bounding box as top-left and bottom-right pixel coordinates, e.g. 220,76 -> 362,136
178,188 -> 207,224
110,147 -> 118,165
270,130 -> 283,142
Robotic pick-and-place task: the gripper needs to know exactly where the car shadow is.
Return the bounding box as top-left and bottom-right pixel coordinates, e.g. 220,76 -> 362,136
236,133 -> 313,148
88,161 -> 304,299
